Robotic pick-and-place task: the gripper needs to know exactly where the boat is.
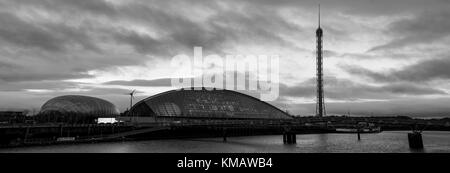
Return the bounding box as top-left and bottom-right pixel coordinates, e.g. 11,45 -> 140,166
56,137 -> 76,142
334,122 -> 382,134
335,127 -> 381,133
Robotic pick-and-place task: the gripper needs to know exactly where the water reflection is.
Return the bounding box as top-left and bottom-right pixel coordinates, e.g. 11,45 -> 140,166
1,131 -> 449,153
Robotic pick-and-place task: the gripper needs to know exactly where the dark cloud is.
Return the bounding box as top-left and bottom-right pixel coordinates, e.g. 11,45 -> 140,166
0,11 -> 100,52
1,0 -> 306,59
337,52 -> 419,60
369,9 -> 450,52
206,8 -> 303,50
339,53 -> 376,59
0,12 -> 67,52
342,57 -> 450,83
323,50 -> 339,58
340,64 -> 393,82
31,0 -> 304,55
104,78 -> 172,87
288,97 -> 450,117
379,83 -> 446,95
279,77 -> 446,101
10,0 -> 118,17
0,61 -> 17,70
111,29 -> 168,55
0,66 -> 93,82
103,72 -> 260,89
0,80 -> 83,92
74,87 -> 143,96
55,0 -> 118,16
239,0 -> 449,17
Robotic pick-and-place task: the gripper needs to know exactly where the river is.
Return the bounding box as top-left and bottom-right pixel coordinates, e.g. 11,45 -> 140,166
1,131 -> 449,153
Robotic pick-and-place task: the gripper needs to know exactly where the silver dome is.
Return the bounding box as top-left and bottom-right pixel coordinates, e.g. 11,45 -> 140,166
40,95 -> 120,117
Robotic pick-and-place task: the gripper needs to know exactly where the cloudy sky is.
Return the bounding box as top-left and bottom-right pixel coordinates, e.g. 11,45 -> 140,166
1,0 -> 449,117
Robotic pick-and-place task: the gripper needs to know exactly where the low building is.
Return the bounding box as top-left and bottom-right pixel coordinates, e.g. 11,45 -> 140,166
0,111 -> 27,124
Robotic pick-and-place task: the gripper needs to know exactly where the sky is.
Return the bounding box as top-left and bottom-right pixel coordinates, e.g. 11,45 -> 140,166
0,0 -> 450,117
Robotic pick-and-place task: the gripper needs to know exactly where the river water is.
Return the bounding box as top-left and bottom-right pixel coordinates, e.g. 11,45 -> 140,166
1,131 -> 449,153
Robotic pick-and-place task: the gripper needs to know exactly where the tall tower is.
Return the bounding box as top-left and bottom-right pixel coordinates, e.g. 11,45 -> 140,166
315,4 -> 326,117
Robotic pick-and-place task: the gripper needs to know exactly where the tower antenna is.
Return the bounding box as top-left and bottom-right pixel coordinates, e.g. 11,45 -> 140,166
318,4 -> 321,28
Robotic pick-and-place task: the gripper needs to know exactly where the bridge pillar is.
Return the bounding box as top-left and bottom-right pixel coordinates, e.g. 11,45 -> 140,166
408,132 -> 423,149
59,125 -> 63,137
283,132 -> 296,144
357,129 -> 361,141
222,128 -> 227,142
24,127 -> 30,143
87,125 -> 91,136
291,133 -> 296,144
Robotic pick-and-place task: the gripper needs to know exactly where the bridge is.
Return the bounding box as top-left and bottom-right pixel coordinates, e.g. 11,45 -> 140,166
7,115 -> 436,147
0,119 -> 340,147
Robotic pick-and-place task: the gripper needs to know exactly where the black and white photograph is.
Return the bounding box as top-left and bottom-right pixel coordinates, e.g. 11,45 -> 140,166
0,0 -> 449,169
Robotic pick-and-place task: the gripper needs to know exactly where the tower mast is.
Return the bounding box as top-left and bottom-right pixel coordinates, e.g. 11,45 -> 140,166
316,4 -> 326,117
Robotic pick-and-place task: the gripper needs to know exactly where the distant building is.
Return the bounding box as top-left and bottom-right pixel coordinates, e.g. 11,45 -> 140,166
0,111 -> 27,124
38,95 -> 120,124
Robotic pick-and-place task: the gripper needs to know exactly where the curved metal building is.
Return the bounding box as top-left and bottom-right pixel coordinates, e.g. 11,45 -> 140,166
129,88 -> 292,120
40,95 -> 120,117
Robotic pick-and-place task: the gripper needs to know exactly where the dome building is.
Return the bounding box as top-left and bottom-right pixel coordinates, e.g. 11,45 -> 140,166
39,95 -> 120,123
127,88 -> 292,122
